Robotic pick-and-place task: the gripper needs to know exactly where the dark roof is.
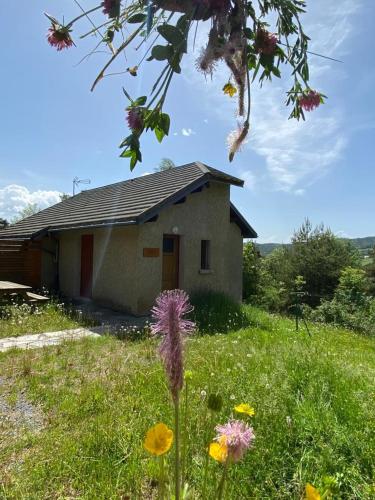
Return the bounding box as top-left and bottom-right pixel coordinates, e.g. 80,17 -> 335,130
0,161 -> 257,239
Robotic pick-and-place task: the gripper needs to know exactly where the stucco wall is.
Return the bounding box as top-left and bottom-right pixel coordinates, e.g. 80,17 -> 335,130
57,182 -> 244,315
136,182 -> 243,313
59,226 -> 139,313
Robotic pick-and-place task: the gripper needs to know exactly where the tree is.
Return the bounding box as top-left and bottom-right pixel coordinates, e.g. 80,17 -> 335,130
45,1 -> 325,169
11,203 -> 40,223
0,218 -> 8,229
366,246 -> 375,296
242,241 -> 261,302
59,193 -> 70,201
289,219 -> 360,306
155,158 -> 176,172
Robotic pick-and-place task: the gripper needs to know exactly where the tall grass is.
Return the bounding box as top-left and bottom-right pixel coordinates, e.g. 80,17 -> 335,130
189,290 -> 250,334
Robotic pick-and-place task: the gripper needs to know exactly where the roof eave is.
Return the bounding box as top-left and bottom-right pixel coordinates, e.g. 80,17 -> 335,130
230,203 -> 258,238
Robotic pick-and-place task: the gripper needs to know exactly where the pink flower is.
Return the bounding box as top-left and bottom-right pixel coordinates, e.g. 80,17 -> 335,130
47,24 -> 74,51
126,108 -> 143,131
151,290 -> 195,402
255,29 -> 278,56
102,0 -> 121,17
215,420 -> 255,462
299,90 -> 322,112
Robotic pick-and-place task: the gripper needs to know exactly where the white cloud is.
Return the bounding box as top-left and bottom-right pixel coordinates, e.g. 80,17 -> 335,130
182,0 -> 359,193
0,185 -> 62,220
181,128 -> 195,137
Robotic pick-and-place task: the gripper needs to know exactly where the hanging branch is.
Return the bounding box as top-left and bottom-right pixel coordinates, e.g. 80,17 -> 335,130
45,0 -> 332,169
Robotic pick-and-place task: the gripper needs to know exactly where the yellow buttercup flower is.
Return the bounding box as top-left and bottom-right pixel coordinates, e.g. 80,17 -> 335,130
144,423 -> 173,456
223,82 -> 237,97
305,483 -> 321,500
234,403 -> 255,417
209,436 -> 228,463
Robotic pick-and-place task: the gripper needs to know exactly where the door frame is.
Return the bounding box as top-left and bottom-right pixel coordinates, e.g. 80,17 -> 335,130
162,234 -> 180,290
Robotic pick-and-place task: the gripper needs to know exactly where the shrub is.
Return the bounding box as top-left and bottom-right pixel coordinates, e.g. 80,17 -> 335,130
189,290 -> 250,334
311,267 -> 375,336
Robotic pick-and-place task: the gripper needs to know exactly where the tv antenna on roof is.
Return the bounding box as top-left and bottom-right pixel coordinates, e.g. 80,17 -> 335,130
73,176 -> 91,195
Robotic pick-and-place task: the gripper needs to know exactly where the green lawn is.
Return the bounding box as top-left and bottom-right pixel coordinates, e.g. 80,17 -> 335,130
0,307 -> 374,499
0,302 -> 87,339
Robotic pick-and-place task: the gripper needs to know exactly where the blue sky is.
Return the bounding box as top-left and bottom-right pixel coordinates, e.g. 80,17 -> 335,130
0,1 -> 374,242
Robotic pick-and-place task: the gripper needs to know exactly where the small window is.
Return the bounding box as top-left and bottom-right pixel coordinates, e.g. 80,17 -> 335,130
201,240 -> 211,270
163,237 -> 174,254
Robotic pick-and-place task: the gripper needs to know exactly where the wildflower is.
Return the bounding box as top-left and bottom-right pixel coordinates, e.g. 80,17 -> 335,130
215,419 -> 254,462
305,483 -> 321,500
144,423 -> 174,456
47,23 -> 74,51
126,108 -> 143,132
200,389 -> 207,401
102,0 -> 121,18
230,394 -> 236,401
286,415 -> 292,427
151,289 -> 194,402
127,65 -> 138,77
223,82 -> 237,97
227,121 -> 249,162
234,403 -> 255,417
209,435 -> 228,463
255,29 -> 278,55
196,46 -> 217,77
299,91 -> 322,112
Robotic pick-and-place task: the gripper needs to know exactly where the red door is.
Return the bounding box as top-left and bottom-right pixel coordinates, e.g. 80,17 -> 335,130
80,234 -> 93,297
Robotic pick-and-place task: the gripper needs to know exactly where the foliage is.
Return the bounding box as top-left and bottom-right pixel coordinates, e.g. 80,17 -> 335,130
309,267 -> 375,336
45,0 -> 325,168
0,217 -> 8,229
0,307 -> 374,498
189,290 -> 250,333
155,157 -> 176,172
365,246 -> 375,296
0,300 -> 94,339
251,220 -> 361,312
10,202 -> 40,223
242,241 -> 261,302
59,193 -> 70,201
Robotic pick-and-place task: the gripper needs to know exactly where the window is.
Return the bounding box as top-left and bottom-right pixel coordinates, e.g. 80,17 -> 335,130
201,240 -> 211,270
163,237 -> 174,254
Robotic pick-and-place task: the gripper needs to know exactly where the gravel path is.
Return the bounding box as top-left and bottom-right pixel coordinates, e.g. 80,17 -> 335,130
0,327 -> 102,352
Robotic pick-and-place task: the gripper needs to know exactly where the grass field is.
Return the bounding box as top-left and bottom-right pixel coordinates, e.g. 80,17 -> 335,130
0,307 -> 374,499
0,302 -> 89,339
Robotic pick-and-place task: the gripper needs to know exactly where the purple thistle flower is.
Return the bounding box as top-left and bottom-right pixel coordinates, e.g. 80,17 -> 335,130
215,419 -> 255,463
151,290 -> 195,402
126,108 -> 143,131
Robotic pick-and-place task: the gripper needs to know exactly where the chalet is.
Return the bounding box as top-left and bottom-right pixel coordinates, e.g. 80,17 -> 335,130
0,162 -> 257,314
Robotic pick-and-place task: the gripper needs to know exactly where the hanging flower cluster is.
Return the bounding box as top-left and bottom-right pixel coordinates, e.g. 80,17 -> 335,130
46,19 -> 74,51
44,1 -> 326,169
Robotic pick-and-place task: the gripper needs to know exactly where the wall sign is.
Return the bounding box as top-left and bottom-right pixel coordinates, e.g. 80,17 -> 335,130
143,247 -> 160,258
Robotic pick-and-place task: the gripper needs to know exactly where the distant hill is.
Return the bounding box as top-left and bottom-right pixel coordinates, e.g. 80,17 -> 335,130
256,236 -> 375,257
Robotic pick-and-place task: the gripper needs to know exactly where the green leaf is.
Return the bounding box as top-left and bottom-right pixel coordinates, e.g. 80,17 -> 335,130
154,127 -> 165,143
149,45 -> 172,61
133,96 -> 147,107
127,13 -> 147,24
159,113 -> 170,135
157,24 -> 184,45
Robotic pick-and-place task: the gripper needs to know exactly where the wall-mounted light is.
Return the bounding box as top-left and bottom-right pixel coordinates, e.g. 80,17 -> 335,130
172,226 -> 179,234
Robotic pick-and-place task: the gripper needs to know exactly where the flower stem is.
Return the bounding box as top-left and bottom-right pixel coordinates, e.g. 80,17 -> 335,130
174,397 -> 180,500
68,5 -> 102,27
217,459 -> 229,500
159,455 -> 165,500
181,379 -> 189,486
202,411 -> 215,498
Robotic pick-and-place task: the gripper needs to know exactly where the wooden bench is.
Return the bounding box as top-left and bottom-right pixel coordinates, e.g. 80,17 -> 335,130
25,292 -> 50,303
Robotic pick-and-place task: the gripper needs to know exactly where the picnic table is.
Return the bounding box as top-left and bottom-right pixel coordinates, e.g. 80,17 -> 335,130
0,281 -> 49,303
